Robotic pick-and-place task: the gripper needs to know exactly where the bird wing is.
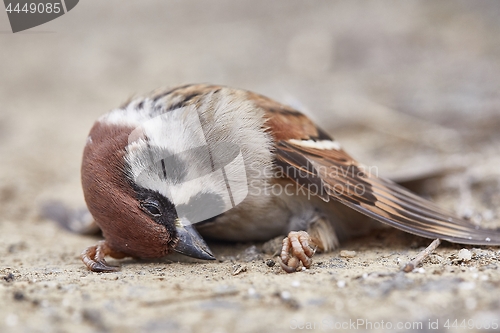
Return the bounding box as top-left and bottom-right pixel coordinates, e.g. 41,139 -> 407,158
274,138 -> 500,245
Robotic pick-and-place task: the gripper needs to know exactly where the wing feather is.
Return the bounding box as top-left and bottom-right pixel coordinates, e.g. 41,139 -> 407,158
275,140 -> 500,245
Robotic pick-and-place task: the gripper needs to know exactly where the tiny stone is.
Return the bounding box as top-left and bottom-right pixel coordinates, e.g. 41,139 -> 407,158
340,250 -> 357,258
278,291 -> 300,309
458,249 -> 472,261
232,264 -> 247,276
82,309 -> 103,324
13,291 -> 24,301
337,280 -> 346,288
265,259 -> 275,267
3,273 -> 15,282
248,288 -> 257,296
280,291 -> 291,300
429,255 -> 443,264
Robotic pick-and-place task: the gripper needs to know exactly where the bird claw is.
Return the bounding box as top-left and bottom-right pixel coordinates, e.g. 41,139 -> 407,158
81,241 -> 125,272
279,231 -> 317,273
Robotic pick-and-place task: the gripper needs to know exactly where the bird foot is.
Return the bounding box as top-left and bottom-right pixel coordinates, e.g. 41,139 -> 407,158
81,241 -> 126,272
279,231 -> 317,273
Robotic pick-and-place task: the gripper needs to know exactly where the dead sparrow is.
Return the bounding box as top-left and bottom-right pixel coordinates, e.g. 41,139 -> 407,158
74,84 -> 500,272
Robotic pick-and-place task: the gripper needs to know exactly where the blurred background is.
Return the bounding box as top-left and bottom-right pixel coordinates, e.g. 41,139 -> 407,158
1,1 -> 500,211
1,1 -> 500,332
2,0 -> 500,207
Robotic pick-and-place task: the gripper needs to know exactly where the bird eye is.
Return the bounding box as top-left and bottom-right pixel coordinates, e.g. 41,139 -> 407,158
140,201 -> 162,217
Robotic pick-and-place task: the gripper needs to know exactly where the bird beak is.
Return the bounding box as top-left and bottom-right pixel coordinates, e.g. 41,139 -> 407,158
173,219 -> 215,260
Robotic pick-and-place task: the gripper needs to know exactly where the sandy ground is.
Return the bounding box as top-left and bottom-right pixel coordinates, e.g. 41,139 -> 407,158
1,1 -> 500,332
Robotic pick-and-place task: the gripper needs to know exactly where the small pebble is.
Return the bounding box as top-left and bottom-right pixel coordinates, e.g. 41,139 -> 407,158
13,291 -> 24,301
337,280 -> 346,288
278,291 -> 300,309
458,249 -> 472,261
3,273 -> 15,282
232,264 -> 247,276
247,288 -> 257,296
340,250 -> 357,258
265,259 -> 275,267
280,291 -> 291,300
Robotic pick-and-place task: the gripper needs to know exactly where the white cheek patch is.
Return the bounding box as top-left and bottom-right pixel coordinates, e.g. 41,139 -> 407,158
289,139 -> 342,151
125,105 -> 250,225
126,106 -> 210,191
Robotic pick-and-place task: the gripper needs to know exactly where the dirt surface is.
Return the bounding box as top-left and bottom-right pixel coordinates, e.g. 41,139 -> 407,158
1,1 -> 500,332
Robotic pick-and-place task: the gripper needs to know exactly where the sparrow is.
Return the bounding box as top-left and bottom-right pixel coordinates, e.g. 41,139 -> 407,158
75,83 -> 500,273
